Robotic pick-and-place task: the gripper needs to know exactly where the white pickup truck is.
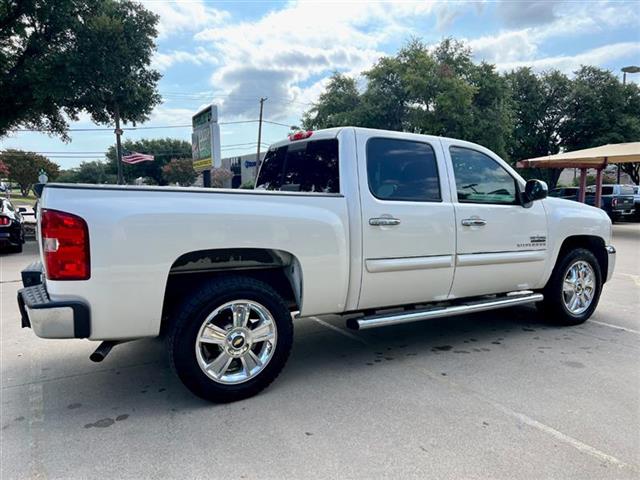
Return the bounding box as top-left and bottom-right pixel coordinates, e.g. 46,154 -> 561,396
18,127 -> 616,402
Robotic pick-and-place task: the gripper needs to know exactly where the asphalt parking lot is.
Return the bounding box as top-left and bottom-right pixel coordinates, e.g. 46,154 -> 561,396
1,224 -> 639,479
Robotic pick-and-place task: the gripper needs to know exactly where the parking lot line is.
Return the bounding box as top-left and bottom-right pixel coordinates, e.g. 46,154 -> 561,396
415,365 -> 638,473
589,320 -> 640,335
308,316 -> 369,345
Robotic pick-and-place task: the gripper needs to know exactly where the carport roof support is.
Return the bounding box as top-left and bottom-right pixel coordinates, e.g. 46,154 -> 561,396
516,142 -> 640,208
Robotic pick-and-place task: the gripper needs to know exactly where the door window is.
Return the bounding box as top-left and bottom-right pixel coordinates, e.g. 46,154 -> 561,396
366,138 -> 441,202
450,147 -> 517,204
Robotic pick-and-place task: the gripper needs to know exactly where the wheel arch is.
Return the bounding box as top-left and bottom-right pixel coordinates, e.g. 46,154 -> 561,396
160,248 -> 303,335
552,235 -> 608,285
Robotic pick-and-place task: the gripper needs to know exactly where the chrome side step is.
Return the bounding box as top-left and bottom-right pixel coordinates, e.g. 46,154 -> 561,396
346,293 -> 544,330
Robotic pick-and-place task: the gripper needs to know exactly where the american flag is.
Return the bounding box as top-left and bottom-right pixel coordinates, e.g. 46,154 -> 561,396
122,150 -> 154,164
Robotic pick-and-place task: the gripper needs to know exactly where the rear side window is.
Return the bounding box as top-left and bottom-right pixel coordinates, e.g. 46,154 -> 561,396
366,138 -> 441,202
256,139 -> 339,193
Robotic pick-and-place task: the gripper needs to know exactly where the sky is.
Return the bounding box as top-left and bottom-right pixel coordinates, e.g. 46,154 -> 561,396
2,0 -> 639,170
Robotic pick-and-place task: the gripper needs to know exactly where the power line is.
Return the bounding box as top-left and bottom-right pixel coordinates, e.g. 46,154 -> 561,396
1,143 -> 272,158
10,119 -> 292,133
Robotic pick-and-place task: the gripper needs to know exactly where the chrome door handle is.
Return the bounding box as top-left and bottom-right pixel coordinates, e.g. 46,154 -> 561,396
461,218 -> 487,227
369,217 -> 401,226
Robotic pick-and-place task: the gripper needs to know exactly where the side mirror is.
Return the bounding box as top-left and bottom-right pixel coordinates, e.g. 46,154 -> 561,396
522,179 -> 548,207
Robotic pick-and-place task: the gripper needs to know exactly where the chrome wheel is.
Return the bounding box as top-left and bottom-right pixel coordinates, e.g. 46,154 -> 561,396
562,260 -> 596,315
195,300 -> 277,385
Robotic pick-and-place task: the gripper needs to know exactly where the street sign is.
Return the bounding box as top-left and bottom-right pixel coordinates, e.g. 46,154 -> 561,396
191,105 -> 221,172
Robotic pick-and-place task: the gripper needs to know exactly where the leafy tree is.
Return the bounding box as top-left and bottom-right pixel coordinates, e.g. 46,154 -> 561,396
0,159 -> 8,176
506,68 -> 571,188
57,161 -> 116,184
0,149 -> 59,195
302,73 -> 361,129
561,66 -> 640,184
0,0 -> 161,140
106,138 -> 192,185
211,168 -> 233,188
162,159 -> 196,186
302,39 -> 512,158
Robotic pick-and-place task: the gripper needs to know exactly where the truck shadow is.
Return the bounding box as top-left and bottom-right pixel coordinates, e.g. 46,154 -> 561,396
7,305 -> 581,429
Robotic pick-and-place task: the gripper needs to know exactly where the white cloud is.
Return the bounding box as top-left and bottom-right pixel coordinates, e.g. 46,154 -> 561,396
152,47 -> 219,71
190,1 -> 445,119
497,0 -> 560,27
468,1 -> 639,67
142,1 -> 229,38
495,42 -> 640,74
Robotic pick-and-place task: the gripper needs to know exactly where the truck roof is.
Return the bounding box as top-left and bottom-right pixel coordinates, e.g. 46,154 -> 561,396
268,126 -> 461,150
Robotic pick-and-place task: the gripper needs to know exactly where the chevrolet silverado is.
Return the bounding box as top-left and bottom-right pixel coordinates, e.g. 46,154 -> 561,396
18,127 -> 616,402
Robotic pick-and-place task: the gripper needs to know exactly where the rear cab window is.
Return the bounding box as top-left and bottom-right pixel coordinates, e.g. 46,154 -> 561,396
255,139 -> 339,193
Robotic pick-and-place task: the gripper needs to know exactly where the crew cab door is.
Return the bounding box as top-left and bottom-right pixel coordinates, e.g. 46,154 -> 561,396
443,140 -> 548,298
356,131 -> 456,309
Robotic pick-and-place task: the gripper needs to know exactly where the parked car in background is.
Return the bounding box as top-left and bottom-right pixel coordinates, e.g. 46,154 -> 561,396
549,187 -> 579,201
585,184 -> 635,221
0,197 -> 26,253
632,185 -> 640,218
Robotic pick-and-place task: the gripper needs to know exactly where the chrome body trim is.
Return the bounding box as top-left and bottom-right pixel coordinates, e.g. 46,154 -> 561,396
365,255 -> 453,273
349,293 -> 544,330
456,250 -> 546,267
605,245 -> 616,282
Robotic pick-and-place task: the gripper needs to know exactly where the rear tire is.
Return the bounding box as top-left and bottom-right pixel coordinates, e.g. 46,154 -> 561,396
168,276 -> 293,403
539,248 -> 602,326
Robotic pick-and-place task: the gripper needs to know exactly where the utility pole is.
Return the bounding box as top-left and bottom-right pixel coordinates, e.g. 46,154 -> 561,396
256,97 -> 267,165
114,106 -> 124,185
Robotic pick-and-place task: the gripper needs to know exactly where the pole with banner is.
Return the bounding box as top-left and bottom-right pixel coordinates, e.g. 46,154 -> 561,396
192,105 -> 221,187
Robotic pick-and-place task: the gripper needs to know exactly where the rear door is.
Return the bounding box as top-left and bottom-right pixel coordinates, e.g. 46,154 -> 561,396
443,140 -> 548,298
356,131 -> 456,309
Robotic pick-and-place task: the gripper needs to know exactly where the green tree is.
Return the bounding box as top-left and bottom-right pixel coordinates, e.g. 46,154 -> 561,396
106,138 -> 192,185
302,39 -> 513,158
162,158 -> 196,186
561,66 -> 640,184
0,0 -> 161,139
506,68 -> 571,188
302,73 -> 361,129
57,161 -> 116,184
0,149 -> 59,195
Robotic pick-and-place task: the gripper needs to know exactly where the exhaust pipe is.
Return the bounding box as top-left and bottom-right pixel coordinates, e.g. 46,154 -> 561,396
89,341 -> 118,362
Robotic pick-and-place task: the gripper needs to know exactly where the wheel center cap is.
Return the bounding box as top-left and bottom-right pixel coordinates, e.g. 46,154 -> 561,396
226,330 -> 250,356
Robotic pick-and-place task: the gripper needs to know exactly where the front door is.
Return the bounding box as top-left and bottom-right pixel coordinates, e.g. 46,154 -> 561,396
356,132 -> 456,310
443,141 -> 548,298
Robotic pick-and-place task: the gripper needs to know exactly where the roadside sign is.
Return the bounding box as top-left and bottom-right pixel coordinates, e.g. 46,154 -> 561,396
191,105 -> 221,172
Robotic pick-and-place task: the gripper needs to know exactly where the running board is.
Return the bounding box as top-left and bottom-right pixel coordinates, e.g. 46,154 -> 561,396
346,293 -> 544,330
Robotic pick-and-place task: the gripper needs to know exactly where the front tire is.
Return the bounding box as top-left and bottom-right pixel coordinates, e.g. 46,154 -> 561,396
168,276 -> 293,403
539,248 -> 602,326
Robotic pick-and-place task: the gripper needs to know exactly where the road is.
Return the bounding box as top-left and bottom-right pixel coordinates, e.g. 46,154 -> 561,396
1,224 -> 639,479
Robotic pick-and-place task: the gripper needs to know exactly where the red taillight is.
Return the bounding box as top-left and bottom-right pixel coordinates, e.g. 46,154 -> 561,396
288,130 -> 313,141
0,216 -> 10,225
41,209 -> 90,280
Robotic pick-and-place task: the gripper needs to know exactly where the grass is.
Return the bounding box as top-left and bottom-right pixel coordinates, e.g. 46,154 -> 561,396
2,189 -> 38,207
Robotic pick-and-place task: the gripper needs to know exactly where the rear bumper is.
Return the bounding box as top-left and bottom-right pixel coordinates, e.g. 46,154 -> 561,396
605,245 -> 616,283
0,231 -> 21,246
18,263 -> 90,339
